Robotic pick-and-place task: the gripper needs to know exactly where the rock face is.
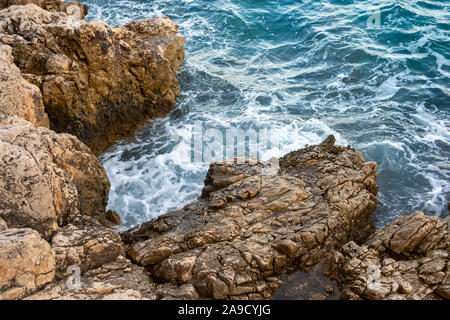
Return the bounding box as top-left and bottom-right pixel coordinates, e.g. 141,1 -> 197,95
0,228 -> 55,299
0,0 -> 88,18
330,212 -> 450,300
0,4 -> 185,154
0,117 -> 109,239
0,45 -> 49,127
123,136 -> 378,299
52,215 -> 124,279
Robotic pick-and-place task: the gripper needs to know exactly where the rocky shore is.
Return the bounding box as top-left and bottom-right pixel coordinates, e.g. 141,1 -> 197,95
0,1 -> 448,300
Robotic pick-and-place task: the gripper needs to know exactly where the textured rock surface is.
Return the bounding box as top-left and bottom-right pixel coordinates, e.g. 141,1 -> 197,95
0,228 -> 55,299
51,215 -> 124,279
123,136 -> 378,299
25,255 -> 198,300
0,117 -> 109,239
0,217 -> 7,231
0,0 -> 88,18
330,212 -> 450,300
0,45 -> 49,127
0,4 -> 185,154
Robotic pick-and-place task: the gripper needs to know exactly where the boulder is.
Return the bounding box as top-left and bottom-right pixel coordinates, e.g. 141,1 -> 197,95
0,45 -> 49,127
0,4 -> 185,154
52,215 -> 124,279
123,136 -> 378,299
0,0 -> 88,18
330,212 -> 450,300
0,228 -> 55,299
0,117 -> 110,239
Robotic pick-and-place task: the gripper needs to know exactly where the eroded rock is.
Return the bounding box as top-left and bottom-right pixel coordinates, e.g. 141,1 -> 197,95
0,228 -> 55,299
0,0 -> 88,19
0,4 -> 185,154
123,136 -> 378,299
0,117 -> 109,239
330,212 -> 450,300
0,45 -> 49,127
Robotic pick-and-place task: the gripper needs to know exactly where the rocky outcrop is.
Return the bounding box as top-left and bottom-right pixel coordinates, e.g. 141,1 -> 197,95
329,212 -> 450,300
0,45 -> 49,127
0,0 -> 88,18
25,255 -> 199,300
52,215 -> 124,279
0,117 -> 109,239
0,4 -> 185,154
0,228 -> 55,299
123,136 -> 378,299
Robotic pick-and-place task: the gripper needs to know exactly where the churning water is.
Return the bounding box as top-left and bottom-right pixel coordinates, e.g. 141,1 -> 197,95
85,0 -> 449,228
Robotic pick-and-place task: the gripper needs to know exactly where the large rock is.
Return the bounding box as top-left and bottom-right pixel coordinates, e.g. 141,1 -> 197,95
330,212 -> 450,300
0,0 -> 88,18
0,45 -> 49,127
0,4 -> 185,154
123,136 -> 378,299
0,117 -> 109,239
25,255 -> 198,300
0,228 -> 55,299
52,215 -> 124,279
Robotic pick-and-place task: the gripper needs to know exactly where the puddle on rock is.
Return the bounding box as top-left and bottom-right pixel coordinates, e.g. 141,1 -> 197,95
272,261 -> 340,300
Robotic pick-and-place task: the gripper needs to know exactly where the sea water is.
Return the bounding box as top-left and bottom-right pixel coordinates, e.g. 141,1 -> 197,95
84,0 -> 449,228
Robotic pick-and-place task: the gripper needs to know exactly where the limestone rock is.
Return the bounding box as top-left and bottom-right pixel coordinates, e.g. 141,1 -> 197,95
0,117 -> 109,239
331,212 -> 450,300
0,228 -> 55,299
51,215 -> 124,279
25,255 -> 196,300
0,0 -> 88,19
0,4 -> 185,154
123,136 -> 378,299
0,45 -> 49,127
0,217 -> 7,231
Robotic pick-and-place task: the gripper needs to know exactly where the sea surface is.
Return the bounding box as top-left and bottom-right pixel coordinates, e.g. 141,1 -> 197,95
84,0 -> 449,228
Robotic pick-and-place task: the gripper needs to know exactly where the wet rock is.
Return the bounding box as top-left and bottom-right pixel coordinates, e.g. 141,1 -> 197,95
330,212 -> 450,300
0,4 -> 184,154
0,228 -> 55,299
0,45 -> 49,127
123,136 -> 378,299
0,117 -> 109,239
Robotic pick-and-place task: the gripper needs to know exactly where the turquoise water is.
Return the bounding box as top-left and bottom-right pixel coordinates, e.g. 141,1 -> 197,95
87,0 -> 449,228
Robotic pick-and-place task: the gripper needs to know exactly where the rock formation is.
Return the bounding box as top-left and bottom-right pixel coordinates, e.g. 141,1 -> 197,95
0,4 -> 185,154
0,117 -> 109,239
0,45 -> 49,127
0,0 -> 88,18
0,228 -> 55,299
122,137 -> 379,299
329,212 -> 450,300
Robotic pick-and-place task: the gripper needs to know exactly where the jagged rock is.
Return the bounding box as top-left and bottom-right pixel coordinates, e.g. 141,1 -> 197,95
330,212 -> 450,300
51,215 -> 124,279
0,117 -> 109,239
0,217 -> 7,231
0,4 -> 185,154
0,45 -> 49,127
106,210 -> 122,226
0,228 -> 55,299
25,255 -> 196,300
0,0 -> 88,18
123,136 -> 378,299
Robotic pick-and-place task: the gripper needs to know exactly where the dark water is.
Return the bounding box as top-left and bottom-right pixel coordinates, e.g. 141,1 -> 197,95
85,0 -> 449,228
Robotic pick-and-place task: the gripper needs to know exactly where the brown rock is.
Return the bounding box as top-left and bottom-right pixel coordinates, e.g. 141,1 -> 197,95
51,215 -> 124,279
0,117 -> 110,239
123,136 -> 378,299
0,228 -> 55,299
106,210 -> 122,226
0,0 -> 88,19
0,217 -> 7,231
0,4 -> 185,154
0,45 -> 49,127
330,212 -> 450,300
